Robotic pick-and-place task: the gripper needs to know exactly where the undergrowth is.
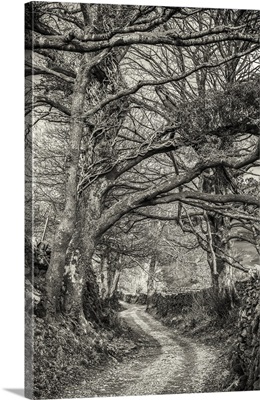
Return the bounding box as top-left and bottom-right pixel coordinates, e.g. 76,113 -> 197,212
31,313 -> 137,399
161,291 -> 240,344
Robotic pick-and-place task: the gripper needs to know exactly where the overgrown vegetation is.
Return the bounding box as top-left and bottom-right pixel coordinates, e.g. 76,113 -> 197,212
32,315 -> 138,399
26,241 -> 142,399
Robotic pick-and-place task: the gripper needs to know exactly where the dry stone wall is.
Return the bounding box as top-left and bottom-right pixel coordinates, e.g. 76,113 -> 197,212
121,289 -> 213,315
229,274 -> 260,391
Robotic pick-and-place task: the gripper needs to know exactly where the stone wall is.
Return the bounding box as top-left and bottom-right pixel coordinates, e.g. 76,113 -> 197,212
122,281 -> 251,318
147,290 -> 207,316
121,289 -> 212,315
119,292 -> 147,305
229,274 -> 260,391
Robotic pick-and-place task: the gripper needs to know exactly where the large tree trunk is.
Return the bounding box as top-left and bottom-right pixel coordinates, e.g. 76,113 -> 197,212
207,213 -> 238,310
110,268 -> 121,298
100,250 -> 121,300
146,254 -> 157,310
202,166 -> 238,307
100,250 -> 110,300
45,60 -> 91,318
44,2 -> 110,319
63,239 -> 96,329
217,242 -> 239,307
62,175 -> 111,321
45,4 -> 131,320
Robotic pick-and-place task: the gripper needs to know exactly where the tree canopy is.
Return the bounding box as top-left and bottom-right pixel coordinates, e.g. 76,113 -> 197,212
25,2 -> 260,321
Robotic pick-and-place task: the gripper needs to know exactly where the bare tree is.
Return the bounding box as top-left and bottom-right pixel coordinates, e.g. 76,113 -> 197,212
25,3 -> 260,323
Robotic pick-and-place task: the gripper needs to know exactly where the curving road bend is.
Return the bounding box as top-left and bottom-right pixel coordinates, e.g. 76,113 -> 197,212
66,302 -> 218,397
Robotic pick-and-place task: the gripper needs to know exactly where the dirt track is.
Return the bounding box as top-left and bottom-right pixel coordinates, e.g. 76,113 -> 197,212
65,302 -> 219,397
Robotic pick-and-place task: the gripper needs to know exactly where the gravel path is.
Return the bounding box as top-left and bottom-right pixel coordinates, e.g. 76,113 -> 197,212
64,302 -> 219,397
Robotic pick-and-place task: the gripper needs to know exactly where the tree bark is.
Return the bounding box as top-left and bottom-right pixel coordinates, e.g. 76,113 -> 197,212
110,268 -> 121,298
100,250 -> 110,300
45,55 -> 93,319
218,243 -> 239,307
207,214 -> 238,308
146,254 -> 157,310
100,250 -> 121,300
62,177 -> 111,320
63,240 -> 96,329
